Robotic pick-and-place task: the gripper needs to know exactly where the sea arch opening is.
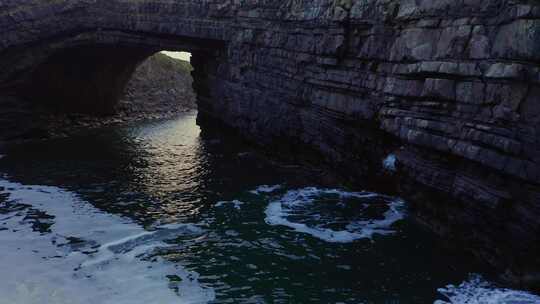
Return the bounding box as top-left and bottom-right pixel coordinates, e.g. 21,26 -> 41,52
1,31 -> 227,117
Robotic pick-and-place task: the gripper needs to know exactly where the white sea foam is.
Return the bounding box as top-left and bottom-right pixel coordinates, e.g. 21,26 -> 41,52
0,177 -> 215,304
250,184 -> 282,195
264,187 -> 405,243
435,274 -> 540,304
215,200 -> 244,210
383,154 -> 397,171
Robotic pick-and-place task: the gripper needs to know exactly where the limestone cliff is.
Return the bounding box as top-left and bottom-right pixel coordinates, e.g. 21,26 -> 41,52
0,0 -> 539,289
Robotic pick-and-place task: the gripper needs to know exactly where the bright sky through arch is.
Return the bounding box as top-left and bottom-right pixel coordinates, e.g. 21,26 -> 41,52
161,51 -> 191,62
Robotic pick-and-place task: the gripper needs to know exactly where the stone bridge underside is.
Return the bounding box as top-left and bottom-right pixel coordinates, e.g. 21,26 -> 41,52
1,0 -> 539,289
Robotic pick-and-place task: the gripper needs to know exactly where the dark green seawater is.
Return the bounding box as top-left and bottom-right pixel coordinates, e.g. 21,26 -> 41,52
1,111 -> 537,304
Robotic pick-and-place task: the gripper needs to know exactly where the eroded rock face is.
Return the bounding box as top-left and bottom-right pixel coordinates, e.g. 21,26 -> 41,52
0,0 -> 539,289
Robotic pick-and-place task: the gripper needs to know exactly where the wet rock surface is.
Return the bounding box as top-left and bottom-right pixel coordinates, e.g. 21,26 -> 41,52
0,0 -> 539,290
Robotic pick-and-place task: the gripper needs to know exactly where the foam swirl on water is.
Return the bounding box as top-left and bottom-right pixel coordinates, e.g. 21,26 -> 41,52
436,275 -> 540,304
0,176 -> 215,304
263,187 -> 405,243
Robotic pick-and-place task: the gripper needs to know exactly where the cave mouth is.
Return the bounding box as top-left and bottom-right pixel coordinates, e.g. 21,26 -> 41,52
0,46 -> 199,141
24,47 -> 198,118
0,36 -> 224,142
23,45 -> 158,115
